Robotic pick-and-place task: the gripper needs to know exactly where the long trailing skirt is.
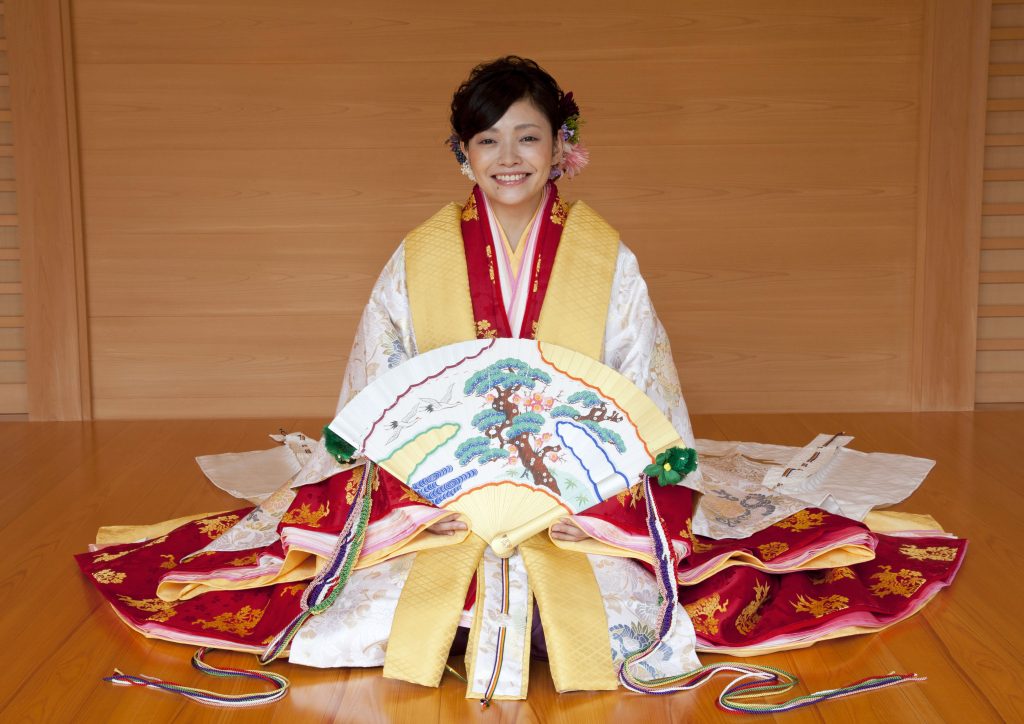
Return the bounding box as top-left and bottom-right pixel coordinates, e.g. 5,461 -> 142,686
76,461 -> 966,673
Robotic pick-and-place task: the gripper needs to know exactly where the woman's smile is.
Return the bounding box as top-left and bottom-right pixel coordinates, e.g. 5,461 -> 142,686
464,97 -> 562,236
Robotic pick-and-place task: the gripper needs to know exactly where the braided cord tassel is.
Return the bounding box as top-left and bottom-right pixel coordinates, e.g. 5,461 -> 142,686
104,648 -> 289,707
259,461 -> 374,663
618,474 -> 682,692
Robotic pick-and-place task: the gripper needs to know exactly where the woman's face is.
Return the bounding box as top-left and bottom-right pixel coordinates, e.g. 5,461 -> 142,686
463,97 -> 562,219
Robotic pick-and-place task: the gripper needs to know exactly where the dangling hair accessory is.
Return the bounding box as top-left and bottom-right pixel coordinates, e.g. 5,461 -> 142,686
447,134 -> 476,182
551,91 -> 589,180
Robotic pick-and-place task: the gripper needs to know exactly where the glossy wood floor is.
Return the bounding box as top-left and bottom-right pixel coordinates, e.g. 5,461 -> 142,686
0,412 -> 1019,723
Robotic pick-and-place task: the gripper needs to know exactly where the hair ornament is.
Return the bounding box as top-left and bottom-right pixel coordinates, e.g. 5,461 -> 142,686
447,133 -> 476,182
551,91 -> 589,180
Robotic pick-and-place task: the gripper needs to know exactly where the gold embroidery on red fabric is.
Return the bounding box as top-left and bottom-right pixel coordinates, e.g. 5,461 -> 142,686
484,245 -> 497,282
159,554 -> 178,570
758,541 -> 790,561
550,198 -> 569,226
343,467 -> 362,504
773,510 -> 826,533
680,518 -> 713,554
684,593 -> 729,636
532,256 -> 542,293
282,584 -> 305,597
196,515 -> 240,539
790,593 -> 850,618
810,566 -> 855,585
92,569 -> 126,585
475,320 -> 498,339
92,549 -> 131,563
734,581 -> 771,636
899,544 -> 957,562
116,595 -> 178,622
462,193 -> 478,221
869,565 -> 926,598
195,605 -> 266,637
400,487 -> 430,505
616,482 -> 645,508
229,552 -> 260,567
282,502 -> 330,528
92,534 -> 170,563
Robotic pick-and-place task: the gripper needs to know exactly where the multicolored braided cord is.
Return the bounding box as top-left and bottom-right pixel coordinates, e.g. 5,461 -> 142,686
104,648 -> 289,707
618,660 -> 924,713
258,461 -> 374,664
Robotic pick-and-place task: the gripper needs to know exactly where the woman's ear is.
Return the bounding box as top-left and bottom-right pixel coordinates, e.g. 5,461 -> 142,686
551,137 -> 566,168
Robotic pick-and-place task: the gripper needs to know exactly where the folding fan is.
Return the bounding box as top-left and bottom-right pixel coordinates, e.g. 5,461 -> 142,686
329,338 -> 683,556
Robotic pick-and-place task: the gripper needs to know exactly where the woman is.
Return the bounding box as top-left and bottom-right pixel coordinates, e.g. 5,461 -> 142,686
77,57 -> 966,704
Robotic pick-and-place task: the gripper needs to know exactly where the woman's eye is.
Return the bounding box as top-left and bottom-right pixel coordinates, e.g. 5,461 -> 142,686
521,136 -> 539,142
478,138 -> 495,145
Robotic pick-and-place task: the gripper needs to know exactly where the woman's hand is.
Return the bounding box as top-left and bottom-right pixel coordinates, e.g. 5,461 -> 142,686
550,518 -> 590,543
426,514 -> 468,536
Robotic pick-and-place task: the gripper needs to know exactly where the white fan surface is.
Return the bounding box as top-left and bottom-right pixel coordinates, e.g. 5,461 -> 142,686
330,338 -> 681,555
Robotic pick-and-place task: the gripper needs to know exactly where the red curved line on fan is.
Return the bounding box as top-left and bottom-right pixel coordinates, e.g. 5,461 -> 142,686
535,341 -> 652,458
445,479 -> 572,514
363,338 -> 497,446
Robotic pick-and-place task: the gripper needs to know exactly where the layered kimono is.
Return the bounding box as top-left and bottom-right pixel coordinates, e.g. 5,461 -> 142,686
76,185 -> 966,700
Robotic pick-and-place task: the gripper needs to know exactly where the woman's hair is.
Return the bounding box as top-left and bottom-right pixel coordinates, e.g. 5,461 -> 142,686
450,56 -> 566,143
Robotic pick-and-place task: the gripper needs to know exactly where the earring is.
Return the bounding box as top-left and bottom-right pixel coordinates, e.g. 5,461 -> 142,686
460,161 -> 476,182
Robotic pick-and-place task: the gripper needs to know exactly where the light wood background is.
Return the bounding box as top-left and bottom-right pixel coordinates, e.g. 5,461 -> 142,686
7,1 -> 996,419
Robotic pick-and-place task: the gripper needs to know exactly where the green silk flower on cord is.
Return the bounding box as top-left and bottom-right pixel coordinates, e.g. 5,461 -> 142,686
323,426 -> 356,463
643,447 -> 698,486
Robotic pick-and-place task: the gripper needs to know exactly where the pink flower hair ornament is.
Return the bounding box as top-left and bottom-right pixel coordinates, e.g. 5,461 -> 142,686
446,91 -> 589,181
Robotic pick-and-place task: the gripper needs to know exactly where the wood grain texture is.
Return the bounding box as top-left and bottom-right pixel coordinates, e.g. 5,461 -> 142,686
980,2 -> 1024,405
61,0 -> 988,417
0,412 -> 1016,722
6,0 -> 90,419
911,0 -> 989,411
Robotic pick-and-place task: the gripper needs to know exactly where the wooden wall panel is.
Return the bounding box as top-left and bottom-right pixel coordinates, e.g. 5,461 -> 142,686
979,0 -> 1024,404
6,0 -> 90,420
65,0 -> 987,418
0,0 -> 24,415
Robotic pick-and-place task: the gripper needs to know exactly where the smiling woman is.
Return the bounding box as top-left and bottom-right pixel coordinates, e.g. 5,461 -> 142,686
461,97 -> 562,246
75,55 -> 966,710
450,58 -> 570,248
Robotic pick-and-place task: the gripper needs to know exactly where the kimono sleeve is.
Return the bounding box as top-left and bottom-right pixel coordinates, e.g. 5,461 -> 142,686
335,243 -> 418,415
601,243 -> 697,451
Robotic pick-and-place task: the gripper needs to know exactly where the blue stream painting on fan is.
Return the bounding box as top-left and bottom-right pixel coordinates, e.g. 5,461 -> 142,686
554,420 -> 630,502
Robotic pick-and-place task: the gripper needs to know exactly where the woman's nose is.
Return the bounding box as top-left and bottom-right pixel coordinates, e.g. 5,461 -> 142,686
499,143 -> 519,165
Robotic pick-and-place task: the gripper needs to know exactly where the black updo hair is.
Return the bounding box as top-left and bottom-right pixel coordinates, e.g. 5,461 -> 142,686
450,56 -> 566,144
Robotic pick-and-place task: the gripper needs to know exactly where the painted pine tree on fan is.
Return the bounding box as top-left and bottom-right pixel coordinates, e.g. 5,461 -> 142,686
454,357 -> 628,500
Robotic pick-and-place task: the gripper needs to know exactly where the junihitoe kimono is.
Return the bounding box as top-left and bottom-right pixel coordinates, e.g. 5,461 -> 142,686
77,185 -> 966,704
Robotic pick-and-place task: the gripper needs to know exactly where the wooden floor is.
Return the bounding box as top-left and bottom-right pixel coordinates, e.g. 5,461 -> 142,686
0,412 -> 1020,723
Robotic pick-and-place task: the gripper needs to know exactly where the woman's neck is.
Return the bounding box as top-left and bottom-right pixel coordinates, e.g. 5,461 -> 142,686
494,210 -> 531,252
489,189 -> 547,252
